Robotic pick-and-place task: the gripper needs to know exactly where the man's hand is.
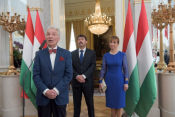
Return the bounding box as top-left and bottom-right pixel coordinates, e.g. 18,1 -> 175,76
76,75 -> 85,83
45,89 -> 57,99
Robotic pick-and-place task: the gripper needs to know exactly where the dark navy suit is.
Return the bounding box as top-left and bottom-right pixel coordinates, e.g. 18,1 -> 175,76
33,47 -> 73,117
71,48 -> 96,117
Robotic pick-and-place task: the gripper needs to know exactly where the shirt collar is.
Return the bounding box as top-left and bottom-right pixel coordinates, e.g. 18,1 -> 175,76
79,47 -> 86,52
48,46 -> 57,50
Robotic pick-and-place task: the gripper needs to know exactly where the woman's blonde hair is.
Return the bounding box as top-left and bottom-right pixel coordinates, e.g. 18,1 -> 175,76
109,36 -> 120,44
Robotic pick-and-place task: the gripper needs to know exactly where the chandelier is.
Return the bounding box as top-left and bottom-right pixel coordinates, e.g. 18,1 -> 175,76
85,0 -> 112,35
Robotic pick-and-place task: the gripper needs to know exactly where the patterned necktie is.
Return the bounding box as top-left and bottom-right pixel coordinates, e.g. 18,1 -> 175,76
80,50 -> 84,63
49,49 -> 57,54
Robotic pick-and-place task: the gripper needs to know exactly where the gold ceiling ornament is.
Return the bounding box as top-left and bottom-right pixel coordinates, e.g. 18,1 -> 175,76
0,12 -> 25,75
152,0 -> 175,72
84,0 -> 112,35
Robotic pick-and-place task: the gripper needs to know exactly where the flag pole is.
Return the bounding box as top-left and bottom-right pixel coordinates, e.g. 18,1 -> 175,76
22,44 -> 45,117
22,58 -> 35,117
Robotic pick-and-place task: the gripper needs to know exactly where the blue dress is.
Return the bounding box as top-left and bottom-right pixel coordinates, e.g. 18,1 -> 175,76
100,51 -> 129,109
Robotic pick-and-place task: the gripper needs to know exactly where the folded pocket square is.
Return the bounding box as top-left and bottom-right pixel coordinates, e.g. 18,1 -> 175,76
59,56 -> 64,61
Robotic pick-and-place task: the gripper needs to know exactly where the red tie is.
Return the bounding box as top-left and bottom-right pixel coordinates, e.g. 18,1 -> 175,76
49,49 -> 57,54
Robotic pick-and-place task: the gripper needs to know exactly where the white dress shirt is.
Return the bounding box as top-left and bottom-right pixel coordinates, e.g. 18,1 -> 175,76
49,46 -> 57,70
79,48 -> 86,57
43,46 -> 59,96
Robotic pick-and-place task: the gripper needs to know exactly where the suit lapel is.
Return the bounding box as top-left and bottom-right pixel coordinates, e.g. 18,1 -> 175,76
45,48 -> 52,71
75,49 -> 80,64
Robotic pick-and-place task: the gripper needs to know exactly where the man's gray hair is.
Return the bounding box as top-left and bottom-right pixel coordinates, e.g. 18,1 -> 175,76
46,25 -> 60,36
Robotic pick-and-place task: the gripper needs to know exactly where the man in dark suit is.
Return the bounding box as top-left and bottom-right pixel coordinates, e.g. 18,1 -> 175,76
71,34 -> 96,117
33,26 -> 73,117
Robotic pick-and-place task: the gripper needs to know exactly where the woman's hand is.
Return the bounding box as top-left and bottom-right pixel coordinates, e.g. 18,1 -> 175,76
124,84 -> 128,91
99,83 -> 103,89
99,83 -> 104,93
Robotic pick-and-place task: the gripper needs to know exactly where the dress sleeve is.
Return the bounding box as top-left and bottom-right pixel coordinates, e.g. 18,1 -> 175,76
99,55 -> 107,82
122,53 -> 129,84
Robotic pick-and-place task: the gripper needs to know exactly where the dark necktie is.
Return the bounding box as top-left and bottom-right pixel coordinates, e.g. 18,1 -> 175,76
49,49 -> 57,54
80,50 -> 84,63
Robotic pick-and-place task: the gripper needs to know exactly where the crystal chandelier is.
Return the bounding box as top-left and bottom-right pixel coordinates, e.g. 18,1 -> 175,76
85,0 -> 112,35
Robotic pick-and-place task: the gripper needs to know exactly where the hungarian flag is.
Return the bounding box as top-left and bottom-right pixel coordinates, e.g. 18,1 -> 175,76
135,0 -> 157,116
122,0 -> 140,115
31,11 -> 47,96
20,89 -> 29,99
19,8 -> 36,107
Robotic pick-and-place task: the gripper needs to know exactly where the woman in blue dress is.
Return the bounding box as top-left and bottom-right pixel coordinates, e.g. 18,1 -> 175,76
99,36 -> 129,117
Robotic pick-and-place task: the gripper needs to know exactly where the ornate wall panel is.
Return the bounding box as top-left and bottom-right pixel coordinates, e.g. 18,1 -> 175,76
65,0 -> 115,21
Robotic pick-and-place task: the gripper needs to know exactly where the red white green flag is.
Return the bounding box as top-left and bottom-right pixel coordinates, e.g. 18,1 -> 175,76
19,8 -> 36,107
135,0 -> 157,116
31,11 -> 47,96
122,0 -> 140,115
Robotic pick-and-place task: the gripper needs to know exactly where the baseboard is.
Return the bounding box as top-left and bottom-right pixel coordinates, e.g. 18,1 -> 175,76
0,115 -> 37,117
21,115 -> 38,117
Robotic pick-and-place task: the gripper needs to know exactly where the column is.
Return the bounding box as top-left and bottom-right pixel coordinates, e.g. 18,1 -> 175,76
0,0 -> 9,115
0,0 -> 10,72
114,0 -> 125,50
0,76 -> 2,116
1,75 -> 22,117
159,73 -> 175,117
51,0 -> 66,48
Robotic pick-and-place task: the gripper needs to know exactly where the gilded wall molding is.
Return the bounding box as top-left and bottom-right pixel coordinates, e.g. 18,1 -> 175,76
134,0 -> 151,4
66,7 -> 114,21
65,0 -> 114,21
